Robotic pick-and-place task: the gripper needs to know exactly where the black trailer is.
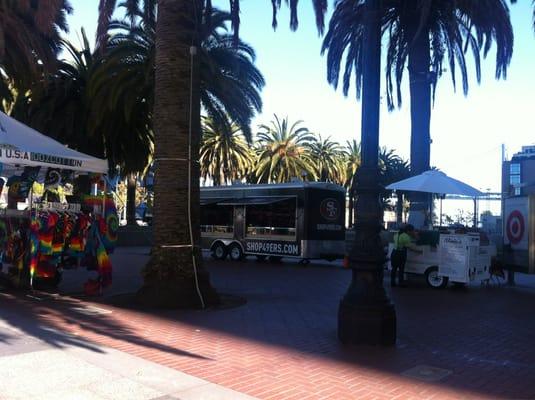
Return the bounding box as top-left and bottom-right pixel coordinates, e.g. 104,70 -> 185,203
200,182 -> 346,262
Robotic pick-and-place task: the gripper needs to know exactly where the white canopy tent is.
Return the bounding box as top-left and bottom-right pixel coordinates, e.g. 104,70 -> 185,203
386,170 -> 484,227
385,170 -> 483,197
0,111 -> 108,174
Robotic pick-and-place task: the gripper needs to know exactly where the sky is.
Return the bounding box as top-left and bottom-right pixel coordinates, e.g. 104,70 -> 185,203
66,0 -> 535,199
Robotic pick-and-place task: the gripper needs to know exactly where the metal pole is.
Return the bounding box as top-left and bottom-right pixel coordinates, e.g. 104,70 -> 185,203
29,186 -> 34,289
440,197 -> 443,226
102,178 -> 107,216
473,198 -> 477,228
338,0 -> 396,346
429,193 -> 433,228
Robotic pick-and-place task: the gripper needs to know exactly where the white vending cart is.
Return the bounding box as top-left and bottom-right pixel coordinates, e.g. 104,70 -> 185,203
388,232 -> 494,288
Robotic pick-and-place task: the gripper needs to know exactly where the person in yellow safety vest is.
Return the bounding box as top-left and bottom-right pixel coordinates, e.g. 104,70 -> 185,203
390,224 -> 423,287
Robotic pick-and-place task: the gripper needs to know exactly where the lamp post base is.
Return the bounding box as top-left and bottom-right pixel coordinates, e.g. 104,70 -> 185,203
338,298 -> 396,346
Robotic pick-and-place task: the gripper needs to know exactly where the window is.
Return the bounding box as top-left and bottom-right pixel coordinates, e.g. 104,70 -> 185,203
510,163 -> 520,174
200,204 -> 234,235
245,198 -> 296,239
509,163 -> 521,196
510,175 -> 521,185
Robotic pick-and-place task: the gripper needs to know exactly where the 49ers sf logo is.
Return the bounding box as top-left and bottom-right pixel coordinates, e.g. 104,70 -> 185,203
320,198 -> 340,221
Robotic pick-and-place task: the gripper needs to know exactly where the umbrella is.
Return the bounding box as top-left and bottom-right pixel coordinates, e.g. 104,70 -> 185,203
386,170 -> 483,227
386,170 -> 483,197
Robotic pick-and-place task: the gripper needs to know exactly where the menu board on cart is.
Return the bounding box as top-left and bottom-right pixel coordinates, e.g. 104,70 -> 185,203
439,234 -> 480,283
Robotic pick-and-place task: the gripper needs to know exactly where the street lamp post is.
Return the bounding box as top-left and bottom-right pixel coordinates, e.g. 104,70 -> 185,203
338,0 -> 396,346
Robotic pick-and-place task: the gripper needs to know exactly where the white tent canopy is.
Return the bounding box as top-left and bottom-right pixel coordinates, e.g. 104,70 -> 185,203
0,111 -> 108,174
386,170 -> 483,197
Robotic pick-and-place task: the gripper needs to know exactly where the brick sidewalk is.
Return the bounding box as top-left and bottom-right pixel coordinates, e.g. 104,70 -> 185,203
2,253 -> 535,399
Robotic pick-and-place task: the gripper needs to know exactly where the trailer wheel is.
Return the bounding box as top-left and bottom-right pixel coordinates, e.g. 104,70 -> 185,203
228,244 -> 244,261
425,266 -> 448,289
211,242 -> 228,260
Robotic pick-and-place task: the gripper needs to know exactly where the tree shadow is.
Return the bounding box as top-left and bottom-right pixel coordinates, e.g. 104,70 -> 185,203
10,247 -> 534,399
90,257 -> 535,399
0,289 -> 210,361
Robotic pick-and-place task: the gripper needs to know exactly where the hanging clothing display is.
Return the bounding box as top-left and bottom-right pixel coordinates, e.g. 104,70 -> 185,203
0,111 -> 113,294
0,194 -> 117,294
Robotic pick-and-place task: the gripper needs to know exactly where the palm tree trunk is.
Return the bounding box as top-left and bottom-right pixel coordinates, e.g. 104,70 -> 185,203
396,191 -> 403,225
407,21 -> 432,228
126,173 -> 137,225
408,38 -> 431,174
138,0 -> 218,308
348,193 -> 354,227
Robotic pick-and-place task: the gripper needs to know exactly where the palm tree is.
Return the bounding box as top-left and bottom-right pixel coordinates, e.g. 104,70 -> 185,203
95,0 -> 326,308
200,116 -> 256,185
135,0 -> 221,307
18,28 -> 154,225
322,0 -> 514,216
97,0 -> 328,47
310,135 -> 345,183
96,4 -> 264,138
91,4 -> 263,225
0,1 -> 72,109
199,10 -> 265,140
23,30 -> 105,158
254,115 -> 317,183
94,5 -> 265,138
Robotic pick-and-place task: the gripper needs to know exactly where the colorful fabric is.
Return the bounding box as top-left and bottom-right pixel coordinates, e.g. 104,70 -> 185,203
20,166 -> 41,198
7,175 -> 24,203
44,168 -> 62,189
29,212 -> 41,281
7,168 -> 39,203
68,214 -> 90,255
89,174 -> 105,191
35,256 -> 57,278
81,195 -> 114,211
3,208 -> 113,291
38,212 -> 57,256
61,170 -> 74,185
52,213 -> 66,255
82,195 -> 118,253
102,205 -> 118,254
95,231 -> 112,287
95,213 -> 118,254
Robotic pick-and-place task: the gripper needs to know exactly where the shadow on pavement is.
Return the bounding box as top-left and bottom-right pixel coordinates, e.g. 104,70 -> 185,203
0,289 -> 211,361
3,247 -> 535,399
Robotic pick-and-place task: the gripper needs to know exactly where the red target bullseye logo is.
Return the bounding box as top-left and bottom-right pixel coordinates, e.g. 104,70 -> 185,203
506,210 -> 525,245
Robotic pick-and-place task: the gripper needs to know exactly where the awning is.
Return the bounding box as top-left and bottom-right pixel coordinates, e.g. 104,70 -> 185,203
217,197 -> 294,206
0,111 -> 108,173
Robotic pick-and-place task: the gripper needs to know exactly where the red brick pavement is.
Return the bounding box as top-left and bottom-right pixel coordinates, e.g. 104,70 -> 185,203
2,259 -> 535,400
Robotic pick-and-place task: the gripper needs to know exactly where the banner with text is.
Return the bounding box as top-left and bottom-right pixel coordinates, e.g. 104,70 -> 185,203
245,240 -> 300,257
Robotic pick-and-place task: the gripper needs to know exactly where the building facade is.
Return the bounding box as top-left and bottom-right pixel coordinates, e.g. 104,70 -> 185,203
502,145 -> 535,198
